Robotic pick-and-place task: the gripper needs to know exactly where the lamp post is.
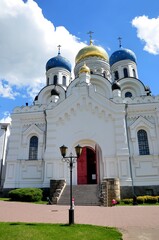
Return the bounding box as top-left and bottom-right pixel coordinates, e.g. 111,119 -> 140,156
59,144 -> 82,225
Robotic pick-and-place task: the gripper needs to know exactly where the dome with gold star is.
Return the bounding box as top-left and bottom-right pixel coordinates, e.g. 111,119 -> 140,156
75,43 -> 109,64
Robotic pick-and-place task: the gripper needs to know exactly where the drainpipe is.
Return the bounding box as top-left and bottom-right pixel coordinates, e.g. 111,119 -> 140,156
0,125 -> 7,189
43,110 -> 47,151
42,110 -> 47,185
125,104 -> 136,199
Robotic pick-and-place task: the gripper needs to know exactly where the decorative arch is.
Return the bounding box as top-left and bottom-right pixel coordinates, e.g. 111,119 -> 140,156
21,124 -> 44,160
77,146 -> 97,184
22,124 -> 43,145
74,140 -> 103,185
129,116 -> 156,155
119,78 -> 147,98
90,76 -> 112,98
36,85 -> 65,105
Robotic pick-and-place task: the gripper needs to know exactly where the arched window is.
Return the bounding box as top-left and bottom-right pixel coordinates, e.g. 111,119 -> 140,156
114,71 -> 119,80
125,92 -> 132,98
137,129 -> 150,155
132,69 -> 136,78
29,136 -> 38,160
62,76 -> 66,86
53,75 -> 58,85
123,68 -> 128,78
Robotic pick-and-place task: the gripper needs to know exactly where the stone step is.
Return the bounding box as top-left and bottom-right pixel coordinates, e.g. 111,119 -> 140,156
58,184 -> 100,206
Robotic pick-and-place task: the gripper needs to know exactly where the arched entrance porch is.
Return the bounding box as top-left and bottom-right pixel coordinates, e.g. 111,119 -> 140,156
77,146 -> 97,184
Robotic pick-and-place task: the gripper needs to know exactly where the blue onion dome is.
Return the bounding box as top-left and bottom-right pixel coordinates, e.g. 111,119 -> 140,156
112,81 -> 121,91
46,53 -> 71,72
109,48 -> 137,66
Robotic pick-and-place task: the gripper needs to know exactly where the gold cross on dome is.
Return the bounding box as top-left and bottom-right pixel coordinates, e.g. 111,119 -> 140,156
87,31 -> 94,45
57,45 -> 61,54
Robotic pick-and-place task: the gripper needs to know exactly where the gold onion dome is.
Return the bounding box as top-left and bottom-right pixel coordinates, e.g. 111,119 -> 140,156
79,63 -> 90,74
75,42 -> 109,64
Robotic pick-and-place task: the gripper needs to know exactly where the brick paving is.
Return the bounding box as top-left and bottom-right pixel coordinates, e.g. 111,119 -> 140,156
0,201 -> 159,239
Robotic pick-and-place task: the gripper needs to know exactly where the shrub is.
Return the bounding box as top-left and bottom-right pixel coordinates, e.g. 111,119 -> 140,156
137,196 -> 145,204
144,196 -> 158,204
9,188 -> 43,202
122,198 -> 133,204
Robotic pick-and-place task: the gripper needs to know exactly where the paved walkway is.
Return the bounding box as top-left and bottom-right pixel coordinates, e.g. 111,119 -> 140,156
0,201 -> 159,239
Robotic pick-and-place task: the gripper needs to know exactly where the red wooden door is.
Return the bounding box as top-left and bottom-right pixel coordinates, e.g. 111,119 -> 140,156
77,147 -> 87,184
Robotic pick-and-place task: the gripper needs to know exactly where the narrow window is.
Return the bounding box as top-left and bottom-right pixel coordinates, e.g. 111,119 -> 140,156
137,129 -> 150,155
47,77 -> 49,85
133,69 -> 136,78
123,68 -> 128,78
114,71 -> 119,80
29,136 -> 38,160
53,75 -> 58,85
62,76 -> 66,86
125,92 -> 132,98
103,71 -> 106,78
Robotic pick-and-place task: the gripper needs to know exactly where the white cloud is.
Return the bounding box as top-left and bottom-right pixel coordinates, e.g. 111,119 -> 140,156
0,111 -> 11,123
0,0 -> 85,99
132,15 -> 159,55
0,80 -> 19,99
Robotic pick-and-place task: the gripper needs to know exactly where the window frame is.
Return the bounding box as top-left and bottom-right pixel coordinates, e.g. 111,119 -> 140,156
29,136 -> 38,160
137,129 -> 150,155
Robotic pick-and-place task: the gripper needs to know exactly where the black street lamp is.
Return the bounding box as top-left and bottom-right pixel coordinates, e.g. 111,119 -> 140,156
59,144 -> 82,225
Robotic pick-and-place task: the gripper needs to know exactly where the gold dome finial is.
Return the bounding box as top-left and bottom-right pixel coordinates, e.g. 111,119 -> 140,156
79,63 -> 90,74
87,31 -> 94,45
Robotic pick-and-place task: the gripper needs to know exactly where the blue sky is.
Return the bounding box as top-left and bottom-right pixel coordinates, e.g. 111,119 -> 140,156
0,0 -> 159,122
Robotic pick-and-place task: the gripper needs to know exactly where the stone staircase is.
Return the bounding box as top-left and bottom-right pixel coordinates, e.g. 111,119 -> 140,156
50,179 -> 66,204
58,184 -> 100,206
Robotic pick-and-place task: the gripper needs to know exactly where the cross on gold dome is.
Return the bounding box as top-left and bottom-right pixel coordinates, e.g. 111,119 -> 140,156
87,31 -> 94,45
118,37 -> 122,48
57,45 -> 61,55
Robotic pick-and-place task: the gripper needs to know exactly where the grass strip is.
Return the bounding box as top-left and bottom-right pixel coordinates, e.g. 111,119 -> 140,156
0,222 -> 122,240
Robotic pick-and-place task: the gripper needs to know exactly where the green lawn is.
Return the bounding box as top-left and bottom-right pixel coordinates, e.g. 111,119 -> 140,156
0,223 -> 122,240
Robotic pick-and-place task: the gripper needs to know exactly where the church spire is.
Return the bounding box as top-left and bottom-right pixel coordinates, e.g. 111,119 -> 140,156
87,31 -> 94,45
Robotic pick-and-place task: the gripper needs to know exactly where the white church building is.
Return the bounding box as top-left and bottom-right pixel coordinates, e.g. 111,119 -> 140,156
3,37 -> 159,199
